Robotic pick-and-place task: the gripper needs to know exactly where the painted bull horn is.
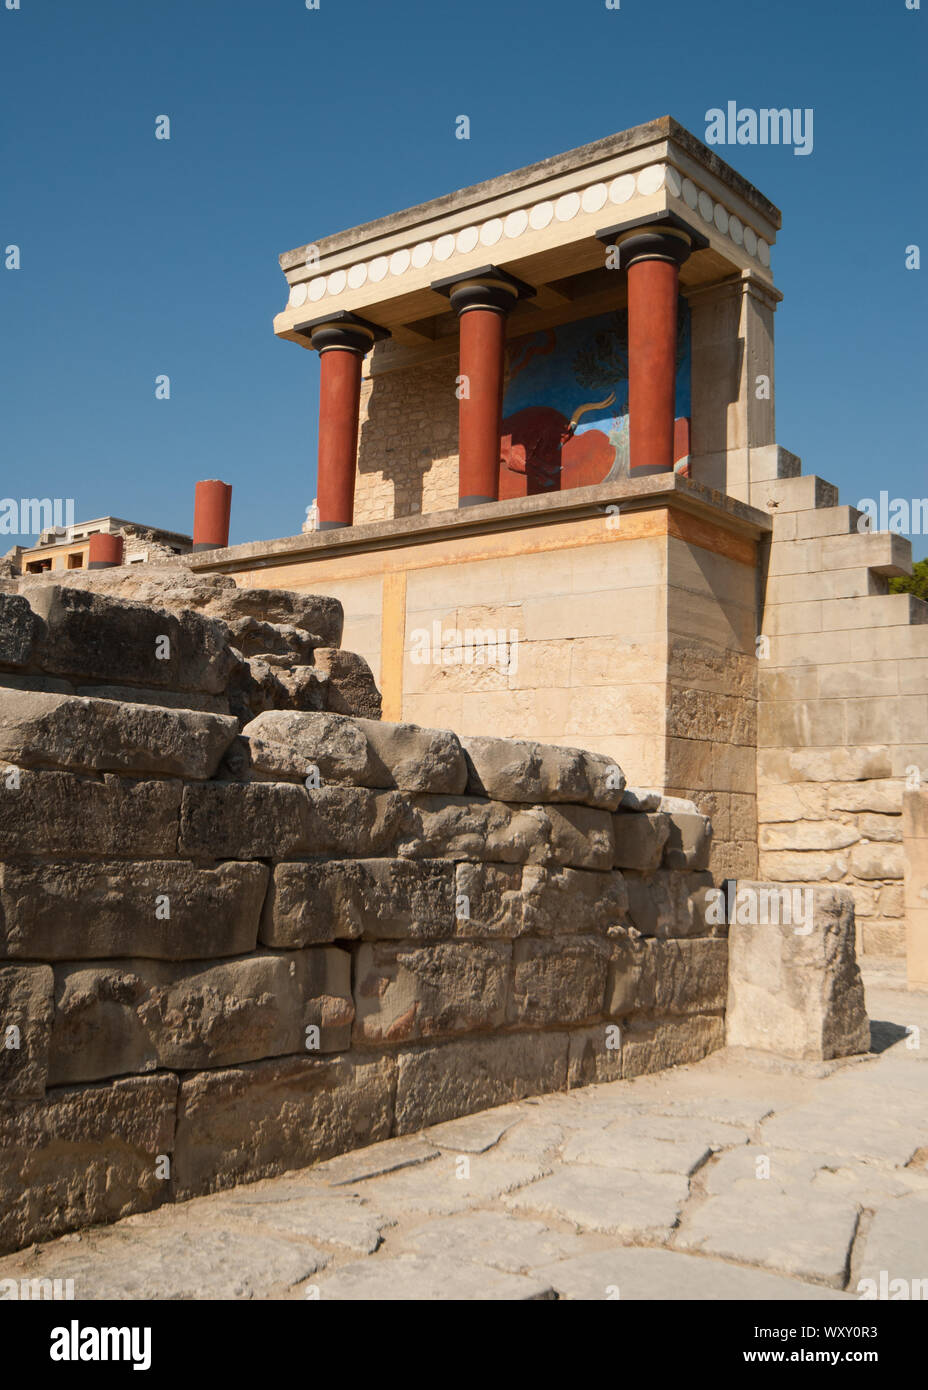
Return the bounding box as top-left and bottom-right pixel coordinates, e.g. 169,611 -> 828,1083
566,391 -> 616,433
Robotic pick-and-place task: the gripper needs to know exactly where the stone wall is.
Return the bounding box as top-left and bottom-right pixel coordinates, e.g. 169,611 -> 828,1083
755,464 -> 928,958
904,788 -> 928,987
0,578 -> 723,1255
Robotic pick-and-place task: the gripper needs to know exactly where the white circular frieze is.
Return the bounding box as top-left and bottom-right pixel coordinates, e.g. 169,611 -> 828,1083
757,238 -> 770,267
480,218 -> 503,246
289,282 -> 308,308
728,214 -> 744,246
682,178 -> 699,209
347,263 -> 368,289
637,164 -> 665,196
504,209 -> 528,238
664,167 -> 683,198
581,183 -> 607,214
529,201 -> 554,229
326,269 -> 346,295
389,249 -> 410,276
308,276 -> 327,301
368,256 -> 388,282
411,241 -> 432,268
456,225 -> 479,253
609,174 -> 636,204
555,192 -> 581,221
713,203 -> 729,234
743,226 -> 757,256
434,234 -> 456,261
697,190 -> 714,222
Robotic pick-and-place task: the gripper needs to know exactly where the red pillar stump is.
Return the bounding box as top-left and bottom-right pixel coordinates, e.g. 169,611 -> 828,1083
300,313 -> 388,531
597,215 -> 706,477
431,267 -> 535,507
193,480 -> 233,551
87,533 -> 124,569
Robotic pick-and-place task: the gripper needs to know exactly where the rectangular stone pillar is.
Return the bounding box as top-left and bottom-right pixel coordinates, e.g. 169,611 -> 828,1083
904,789 -> 928,988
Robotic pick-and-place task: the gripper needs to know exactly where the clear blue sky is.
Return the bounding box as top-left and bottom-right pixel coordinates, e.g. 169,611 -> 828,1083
1,0 -> 925,555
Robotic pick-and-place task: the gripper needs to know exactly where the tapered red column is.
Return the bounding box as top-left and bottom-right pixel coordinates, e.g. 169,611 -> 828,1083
298,312 -> 389,530
193,479 -> 232,551
431,266 -> 535,507
598,215 -> 706,476
87,533 -> 123,569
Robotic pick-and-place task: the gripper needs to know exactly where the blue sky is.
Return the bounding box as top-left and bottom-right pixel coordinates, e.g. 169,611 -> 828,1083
1,0 -> 925,554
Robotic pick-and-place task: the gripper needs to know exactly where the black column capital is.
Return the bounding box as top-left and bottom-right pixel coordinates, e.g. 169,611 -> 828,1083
293,310 -> 390,354
430,264 -> 536,316
596,212 -> 709,271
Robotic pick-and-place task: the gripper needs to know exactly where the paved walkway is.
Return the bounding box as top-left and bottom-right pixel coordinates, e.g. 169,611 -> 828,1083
3,966 -> 927,1301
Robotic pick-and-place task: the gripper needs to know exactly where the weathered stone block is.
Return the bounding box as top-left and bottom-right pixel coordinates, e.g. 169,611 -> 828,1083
0,859 -> 267,960
29,586 -> 237,694
621,1014 -> 725,1079
613,813 -> 671,872
394,1031 -> 568,1135
262,857 -> 454,947
241,710 -> 466,794
759,821 -> 860,852
454,863 -> 524,937
0,964 -> 53,1098
0,593 -> 37,669
399,796 -> 613,870
663,812 -> 713,870
353,941 -> 510,1043
0,689 -> 237,778
624,870 -> 715,939
173,1053 -> 395,1197
607,935 -> 728,1017
0,771 -> 181,858
566,1026 -> 625,1087
48,948 -> 353,1083
848,842 -> 905,880
521,865 -> 628,935
179,782 -> 407,859
313,648 -> 382,719
0,1074 -> 177,1254
726,884 -> 870,1060
508,936 -> 609,1026
461,734 -> 624,810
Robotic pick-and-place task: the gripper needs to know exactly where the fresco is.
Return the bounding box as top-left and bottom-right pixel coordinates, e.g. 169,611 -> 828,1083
498,303 -> 691,497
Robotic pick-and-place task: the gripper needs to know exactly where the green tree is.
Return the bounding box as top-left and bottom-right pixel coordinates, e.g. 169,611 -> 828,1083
890,557 -> 928,601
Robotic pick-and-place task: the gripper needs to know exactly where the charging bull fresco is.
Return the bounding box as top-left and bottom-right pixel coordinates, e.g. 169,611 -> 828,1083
498,304 -> 691,498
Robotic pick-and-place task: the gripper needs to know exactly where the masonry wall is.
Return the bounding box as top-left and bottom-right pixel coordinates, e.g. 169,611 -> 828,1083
904,788 -> 928,986
355,356 -> 459,525
0,577 -> 723,1255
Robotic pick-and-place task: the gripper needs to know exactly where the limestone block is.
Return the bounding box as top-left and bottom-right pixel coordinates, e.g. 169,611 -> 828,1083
566,1026 -> 625,1087
903,787 -> 928,842
621,1014 -> 725,1079
0,859 -> 267,961
760,850 -> 849,882
758,783 -> 829,822
521,865 -> 629,936
0,1074 -> 177,1254
454,863 -> 524,937
624,870 -> 715,939
861,920 -> 905,956
608,935 -> 728,1017
828,780 -> 903,814
460,735 -> 624,811
619,788 -> 662,812
663,812 -> 713,870
858,813 -> 902,843
398,795 -> 613,870
353,941 -> 510,1042
28,586 -> 237,694
0,770 -> 181,858
0,964 -> 53,1098
313,648 -> 382,719
726,884 -> 870,1060
173,1053 -> 395,1197
0,593 -> 37,669
759,821 -> 860,852
242,710 -> 466,793
0,690 -> 237,778
393,1031 -> 568,1135
758,746 -> 891,785
48,948 -> 353,1083
612,813 -> 671,872
262,858 -> 454,947
508,936 -> 609,1025
178,782 -> 407,859
848,842 -> 905,880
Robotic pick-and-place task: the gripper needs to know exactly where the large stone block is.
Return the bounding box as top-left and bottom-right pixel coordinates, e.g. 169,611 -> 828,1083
48,948 -> 352,1083
0,964 -> 53,1098
353,941 -> 510,1043
613,812 -> 671,872
662,812 -> 713,870
726,884 -> 870,1060
178,782 -> 407,859
262,857 -> 455,947
394,1031 -> 568,1134
454,863 -> 524,937
0,689 -> 237,778
173,1052 -> 395,1197
621,1014 -> 726,1079
520,865 -> 628,935
28,586 -> 237,694
241,710 -> 466,794
508,936 -> 609,1026
398,795 -> 613,870
848,842 -> 905,880
461,734 -> 624,810
0,1074 -> 177,1254
0,859 -> 267,960
607,935 -> 728,1017
0,593 -> 37,669
0,770 -> 181,858
313,648 -> 382,719
624,869 -> 715,939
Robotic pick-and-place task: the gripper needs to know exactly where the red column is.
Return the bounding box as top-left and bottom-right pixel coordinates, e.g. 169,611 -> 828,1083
458,306 -> 508,505
87,533 -> 124,569
316,347 -> 363,528
626,257 -> 680,475
302,314 -> 385,530
193,479 -> 232,551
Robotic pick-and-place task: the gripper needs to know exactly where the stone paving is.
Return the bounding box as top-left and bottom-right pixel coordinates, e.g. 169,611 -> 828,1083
2,965 -> 926,1301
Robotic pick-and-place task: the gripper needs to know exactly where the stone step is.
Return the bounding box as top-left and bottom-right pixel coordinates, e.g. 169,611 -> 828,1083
751,474 -> 840,514
773,504 -> 866,542
764,567 -> 888,605
749,444 -> 803,484
768,530 -> 912,578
